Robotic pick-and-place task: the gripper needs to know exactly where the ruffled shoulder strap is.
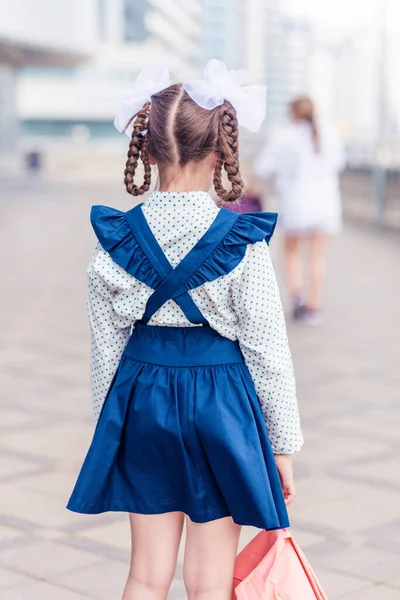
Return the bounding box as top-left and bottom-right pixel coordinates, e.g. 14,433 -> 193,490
90,205 -> 162,289
183,209 -> 278,291
231,211 -> 278,245
90,205 -> 277,292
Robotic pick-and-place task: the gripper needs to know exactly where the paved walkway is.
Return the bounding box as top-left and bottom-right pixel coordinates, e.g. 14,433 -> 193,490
0,180 -> 399,599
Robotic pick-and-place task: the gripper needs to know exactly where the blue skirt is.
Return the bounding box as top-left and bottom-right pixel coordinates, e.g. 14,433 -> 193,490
67,324 -> 289,530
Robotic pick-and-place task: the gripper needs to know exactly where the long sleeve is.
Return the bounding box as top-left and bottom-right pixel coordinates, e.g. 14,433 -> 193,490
232,242 -> 303,453
87,245 -> 131,421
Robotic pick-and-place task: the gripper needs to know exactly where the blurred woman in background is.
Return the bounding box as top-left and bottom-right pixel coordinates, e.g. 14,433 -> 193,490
255,96 -> 345,324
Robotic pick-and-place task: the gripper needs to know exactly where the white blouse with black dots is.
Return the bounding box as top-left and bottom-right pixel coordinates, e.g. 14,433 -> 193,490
88,191 -> 303,454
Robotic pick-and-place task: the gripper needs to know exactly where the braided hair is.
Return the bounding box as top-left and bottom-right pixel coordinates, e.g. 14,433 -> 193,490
213,104 -> 244,203
124,102 -> 152,196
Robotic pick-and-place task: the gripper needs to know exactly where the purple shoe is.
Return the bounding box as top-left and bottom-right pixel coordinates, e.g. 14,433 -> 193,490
303,307 -> 323,326
291,295 -> 305,321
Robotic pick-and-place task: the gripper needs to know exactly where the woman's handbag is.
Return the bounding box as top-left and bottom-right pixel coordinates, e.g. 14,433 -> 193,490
233,528 -> 328,599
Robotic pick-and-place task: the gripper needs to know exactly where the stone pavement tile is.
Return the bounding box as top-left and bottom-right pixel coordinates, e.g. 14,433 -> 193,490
0,523 -> 25,543
0,540 -> 101,579
325,410 -> 400,443
0,566 -> 35,590
0,483 -> 86,528
339,583 -> 400,600
0,453 -> 41,480
0,407 -> 43,431
315,568 -> 370,599
361,520 -> 400,554
296,428 -> 389,471
291,476 -> 400,533
238,526 -> 260,551
19,471 -> 79,501
389,574 -> 400,590
169,581 -> 186,599
289,527 -> 326,549
293,497 -> 396,535
0,395 -> 76,427
0,581 -> 93,600
339,457 -> 400,490
292,476 -> 354,505
53,560 -> 128,600
75,518 -> 131,552
0,424 -> 92,462
292,397 -> 351,426
63,512 -> 125,535
0,387 -> 62,417
312,545 -> 399,584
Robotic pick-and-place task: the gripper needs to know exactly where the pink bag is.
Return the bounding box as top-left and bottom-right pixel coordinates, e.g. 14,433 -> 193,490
233,529 -> 328,599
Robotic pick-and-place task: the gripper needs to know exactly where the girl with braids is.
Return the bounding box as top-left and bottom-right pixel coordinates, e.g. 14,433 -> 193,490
68,61 -> 303,600
255,96 -> 345,325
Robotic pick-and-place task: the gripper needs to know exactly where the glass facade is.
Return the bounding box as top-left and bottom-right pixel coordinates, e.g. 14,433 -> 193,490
266,15 -> 313,126
124,0 -> 149,42
23,119 -> 120,139
97,0 -> 107,41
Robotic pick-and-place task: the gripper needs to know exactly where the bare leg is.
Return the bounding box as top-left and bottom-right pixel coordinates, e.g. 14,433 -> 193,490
306,233 -> 328,310
283,234 -> 303,297
183,516 -> 241,600
123,512 -> 184,600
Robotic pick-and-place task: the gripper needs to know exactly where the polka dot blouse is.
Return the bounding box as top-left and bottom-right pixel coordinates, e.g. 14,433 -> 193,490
88,191 -> 303,454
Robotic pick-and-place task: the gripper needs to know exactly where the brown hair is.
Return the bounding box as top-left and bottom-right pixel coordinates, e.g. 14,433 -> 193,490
290,96 -> 320,153
123,83 -> 244,202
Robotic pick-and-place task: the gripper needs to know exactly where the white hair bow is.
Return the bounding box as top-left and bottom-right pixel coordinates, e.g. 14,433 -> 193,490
114,65 -> 171,137
183,59 -> 267,132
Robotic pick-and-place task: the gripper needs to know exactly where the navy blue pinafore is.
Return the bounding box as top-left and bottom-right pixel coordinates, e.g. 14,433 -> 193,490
67,203 -> 289,530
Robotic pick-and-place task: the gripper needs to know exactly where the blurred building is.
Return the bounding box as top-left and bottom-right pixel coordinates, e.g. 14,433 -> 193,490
309,32 -> 376,143
95,0 -> 203,72
202,0 -> 244,71
308,26 -> 400,166
204,0 -> 314,128
18,0 -> 204,144
203,0 -> 314,128
15,0 -> 314,151
202,0 -> 268,84
265,9 -> 313,127
243,0 -> 269,84
0,0 -> 97,172
388,31 -> 400,137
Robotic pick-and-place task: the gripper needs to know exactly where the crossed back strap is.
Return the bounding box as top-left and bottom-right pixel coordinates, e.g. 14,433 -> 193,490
125,204 -> 238,326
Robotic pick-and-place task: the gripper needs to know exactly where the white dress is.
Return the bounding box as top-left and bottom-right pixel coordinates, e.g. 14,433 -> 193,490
255,122 -> 345,234
87,191 -> 303,454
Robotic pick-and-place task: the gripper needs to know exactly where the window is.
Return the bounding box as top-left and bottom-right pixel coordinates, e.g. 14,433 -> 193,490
124,0 -> 149,42
98,0 -> 107,41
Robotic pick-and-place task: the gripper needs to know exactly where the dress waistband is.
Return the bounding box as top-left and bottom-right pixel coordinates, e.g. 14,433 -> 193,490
123,324 -> 244,367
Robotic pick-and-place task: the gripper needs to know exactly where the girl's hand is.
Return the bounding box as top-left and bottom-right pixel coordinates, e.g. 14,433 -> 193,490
274,454 -> 296,507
